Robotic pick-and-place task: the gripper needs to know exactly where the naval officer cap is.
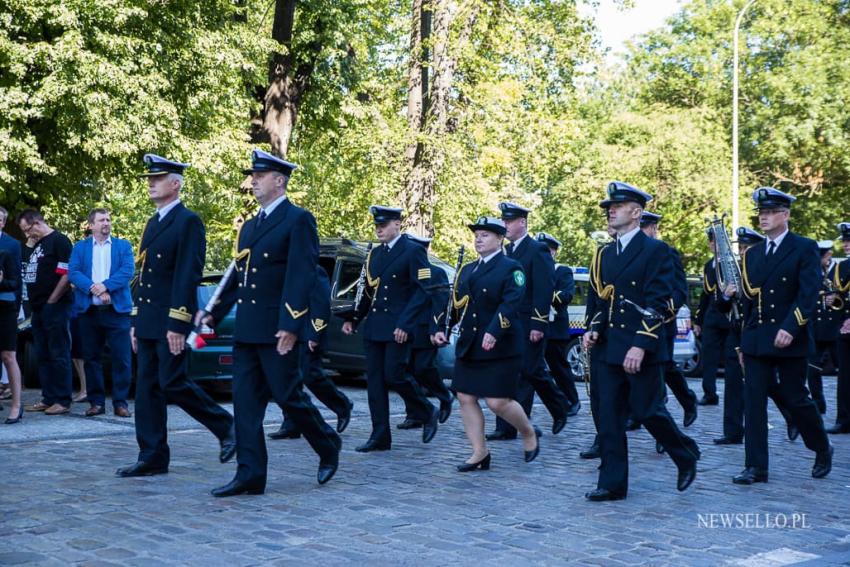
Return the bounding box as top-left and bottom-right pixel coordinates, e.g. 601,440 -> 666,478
535,232 -> 562,249
817,240 -> 834,254
369,206 -> 403,224
405,232 -> 432,248
498,202 -> 530,220
752,187 -> 796,210
140,154 -> 190,177
640,211 -> 662,227
735,226 -> 764,246
468,216 -> 507,236
837,222 -> 850,242
599,181 -> 653,209
242,149 -> 297,176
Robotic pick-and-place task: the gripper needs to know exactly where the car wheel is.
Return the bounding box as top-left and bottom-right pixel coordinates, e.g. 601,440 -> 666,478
682,337 -> 702,377
565,337 -> 584,382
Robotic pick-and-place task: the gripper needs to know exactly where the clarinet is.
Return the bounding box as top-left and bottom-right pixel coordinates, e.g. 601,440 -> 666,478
444,245 -> 465,336
186,259 -> 239,350
353,242 -> 373,313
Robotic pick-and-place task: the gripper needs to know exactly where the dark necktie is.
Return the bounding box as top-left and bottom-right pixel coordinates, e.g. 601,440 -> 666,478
767,241 -> 776,256
506,242 -> 515,256
473,259 -> 483,272
617,239 -> 623,255
256,210 -> 267,227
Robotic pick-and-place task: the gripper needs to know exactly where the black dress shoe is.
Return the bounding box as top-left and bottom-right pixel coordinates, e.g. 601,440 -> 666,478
116,461 -> 168,478
211,477 -> 265,497
336,400 -> 354,433
580,443 -> 600,459
422,406 -> 439,444
268,425 -> 302,440
551,415 -> 567,435
396,418 -> 423,430
812,445 -> 833,479
457,453 -> 491,472
524,428 -> 540,463
625,418 -> 641,431
485,430 -> 517,441
713,436 -> 743,445
732,467 -> 768,485
318,451 -> 340,485
438,399 -> 452,424
219,426 -> 237,463
677,460 -> 697,491
4,406 -> 23,424
683,406 -> 697,428
787,423 -> 799,441
585,488 -> 626,501
697,395 -> 719,406
826,423 -> 850,434
656,441 -> 665,454
355,439 -> 391,453
566,402 -> 581,417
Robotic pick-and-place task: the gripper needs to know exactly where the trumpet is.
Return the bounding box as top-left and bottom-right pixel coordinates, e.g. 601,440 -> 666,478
823,276 -> 844,311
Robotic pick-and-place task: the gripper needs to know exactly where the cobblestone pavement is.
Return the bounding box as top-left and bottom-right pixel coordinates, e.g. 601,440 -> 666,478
1,376 -> 849,566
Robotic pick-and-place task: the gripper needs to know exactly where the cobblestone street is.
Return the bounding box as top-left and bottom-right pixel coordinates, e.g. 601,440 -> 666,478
1,376 -> 849,566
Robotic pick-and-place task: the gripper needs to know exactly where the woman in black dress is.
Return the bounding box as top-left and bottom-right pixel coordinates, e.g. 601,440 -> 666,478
0,248 -> 22,423
433,216 -> 539,471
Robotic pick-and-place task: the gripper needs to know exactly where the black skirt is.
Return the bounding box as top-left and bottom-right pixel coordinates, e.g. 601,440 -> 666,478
453,356 -> 521,399
0,300 -> 17,352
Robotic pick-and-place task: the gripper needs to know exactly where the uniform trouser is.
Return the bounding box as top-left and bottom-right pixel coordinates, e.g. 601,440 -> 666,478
281,343 -> 351,427
404,346 -> 452,416
662,328 -> 697,413
835,335 -> 850,427
78,306 -> 132,409
233,343 -> 339,486
545,339 -> 580,407
588,350 -> 602,448
700,323 -> 729,398
135,338 -> 233,467
495,335 -> 569,437
806,339 -> 837,411
365,340 -> 434,445
596,361 -> 700,495
743,355 -> 829,471
31,302 -> 72,407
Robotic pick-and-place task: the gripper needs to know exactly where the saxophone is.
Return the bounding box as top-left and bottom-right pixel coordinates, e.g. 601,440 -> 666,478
708,215 -> 743,320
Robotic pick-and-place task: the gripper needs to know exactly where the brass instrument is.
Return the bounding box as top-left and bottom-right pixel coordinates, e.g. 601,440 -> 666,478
353,242 -> 373,312
823,272 -> 844,311
708,215 -> 743,321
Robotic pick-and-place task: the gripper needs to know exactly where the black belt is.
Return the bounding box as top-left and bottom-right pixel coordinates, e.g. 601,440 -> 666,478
86,304 -> 114,313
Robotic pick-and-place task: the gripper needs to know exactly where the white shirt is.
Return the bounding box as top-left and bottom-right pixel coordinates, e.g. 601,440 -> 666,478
260,194 -> 288,218
385,233 -> 403,251
156,199 -> 181,220
765,228 -> 789,255
481,250 -> 501,264
91,236 -> 112,305
509,233 -> 527,251
617,226 -> 641,253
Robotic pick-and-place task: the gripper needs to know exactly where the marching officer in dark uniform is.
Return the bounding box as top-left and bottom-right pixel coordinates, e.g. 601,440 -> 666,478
536,233 -> 580,416
733,187 -> 832,485
203,149 -> 342,496
806,240 -> 841,415
268,265 -> 354,440
117,154 -> 235,478
341,206 -> 440,452
395,233 -> 453,429
640,212 -> 698,431
828,222 -> 850,434
583,182 -> 699,501
693,229 -> 729,406
432,217 -> 540,471
489,202 -> 570,440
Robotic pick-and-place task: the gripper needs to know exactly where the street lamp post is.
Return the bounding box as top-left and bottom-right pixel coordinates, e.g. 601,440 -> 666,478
732,0 -> 757,233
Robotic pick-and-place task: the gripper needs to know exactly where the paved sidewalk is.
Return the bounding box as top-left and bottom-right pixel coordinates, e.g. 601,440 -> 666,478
1,377 -> 849,565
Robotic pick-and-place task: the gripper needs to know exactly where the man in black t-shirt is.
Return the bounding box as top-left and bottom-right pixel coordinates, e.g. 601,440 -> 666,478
18,209 -> 74,414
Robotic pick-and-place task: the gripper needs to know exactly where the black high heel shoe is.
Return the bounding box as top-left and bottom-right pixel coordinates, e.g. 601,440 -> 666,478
5,406 -> 23,424
524,428 -> 540,463
457,453 -> 491,472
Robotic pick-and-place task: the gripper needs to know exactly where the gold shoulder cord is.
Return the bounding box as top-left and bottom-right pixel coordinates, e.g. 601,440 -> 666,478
365,247 -> 380,291
835,262 -> 850,293
703,266 -> 716,294
740,249 -> 763,322
232,219 -> 252,286
589,245 -> 615,323
452,263 -> 470,310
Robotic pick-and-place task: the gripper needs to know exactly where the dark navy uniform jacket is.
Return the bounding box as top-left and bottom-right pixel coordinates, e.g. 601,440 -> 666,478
211,199 -> 317,344
833,261 -> 850,332
306,269 -> 332,349
452,252 -> 524,360
585,230 -> 674,365
740,232 -> 819,358
133,203 -> 205,339
814,264 -> 842,342
507,236 -> 555,333
664,246 -> 688,341
548,264 -> 575,341
350,235 -> 432,342
695,258 -> 732,330
414,263 -> 448,349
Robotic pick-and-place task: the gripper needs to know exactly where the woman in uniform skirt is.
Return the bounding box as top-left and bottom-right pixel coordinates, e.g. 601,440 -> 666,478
433,216 -> 539,471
